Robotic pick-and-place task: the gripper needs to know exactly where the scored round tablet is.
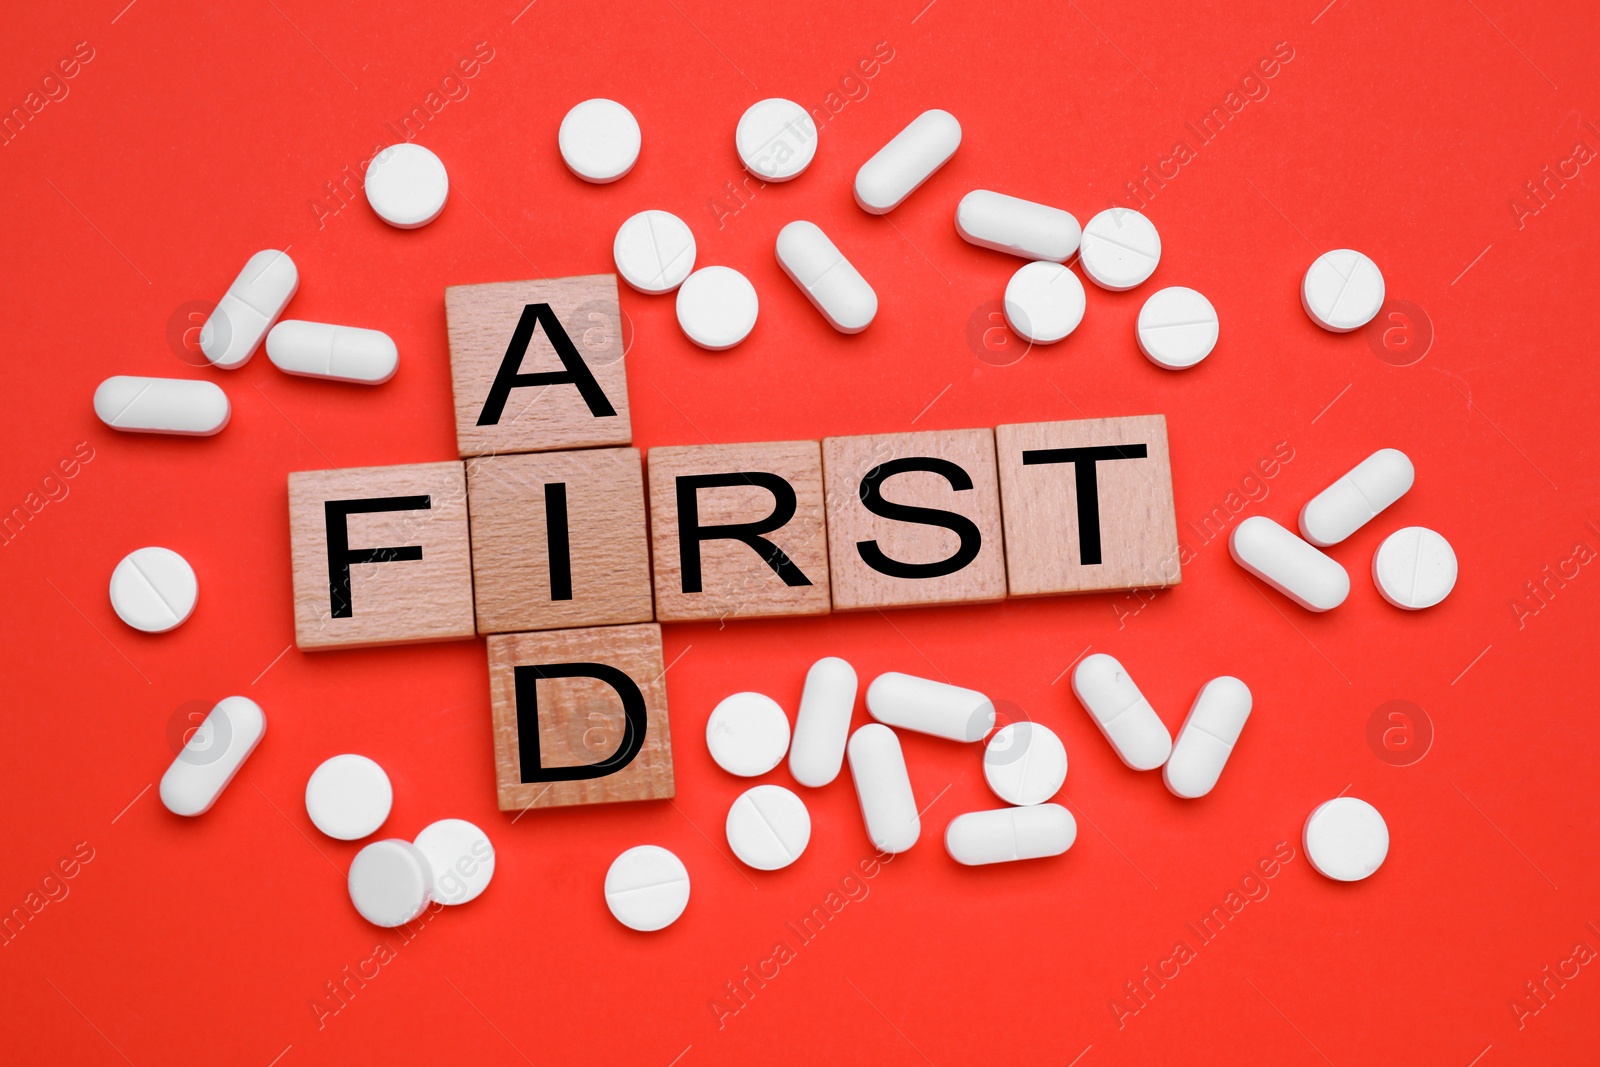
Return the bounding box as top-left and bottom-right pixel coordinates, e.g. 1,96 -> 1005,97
305,754 -> 393,841
1003,261 -> 1086,344
559,98 -> 640,183
348,839 -> 434,927
613,210 -> 696,294
983,722 -> 1068,806
726,785 -> 811,871
1372,526 -> 1457,610
364,143 -> 449,229
706,691 -> 791,777
1303,797 -> 1389,881
605,845 -> 690,932
676,266 -> 758,350
1080,208 -> 1161,291
1137,286 -> 1218,369
736,98 -> 818,181
414,818 -> 495,905
109,547 -> 198,633
1302,249 -> 1384,332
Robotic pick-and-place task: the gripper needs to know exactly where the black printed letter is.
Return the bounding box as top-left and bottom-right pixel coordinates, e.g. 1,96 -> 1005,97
855,457 -> 982,579
324,496 -> 431,618
675,472 -> 812,593
514,663 -> 646,782
1021,444 -> 1148,564
476,303 -> 616,426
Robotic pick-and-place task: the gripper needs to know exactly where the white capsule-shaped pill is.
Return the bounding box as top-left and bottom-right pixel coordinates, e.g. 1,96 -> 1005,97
789,656 -> 859,788
945,804 -> 1076,866
866,672 -> 994,743
1230,516 -> 1350,611
955,190 -> 1081,261
1373,526 -> 1457,610
1163,677 -> 1252,799
1302,249 -> 1384,332
775,221 -> 877,333
854,109 -> 961,214
1299,448 -> 1415,547
159,696 -> 266,816
1072,654 -> 1172,771
847,724 -> 919,853
94,376 -> 230,436
200,249 -> 298,369
266,321 -> 398,384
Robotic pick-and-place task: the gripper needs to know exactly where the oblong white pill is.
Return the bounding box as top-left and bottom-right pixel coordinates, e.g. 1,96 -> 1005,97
847,724 -> 919,853
1373,526 -> 1457,610
1071,653 -> 1171,771
159,696 -> 266,816
414,818 -> 495,905
789,656 -> 858,788
305,754 -> 393,840
1299,448 -> 1415,546
1004,261 -> 1086,344
200,249 -> 298,369
266,320 -> 398,384
945,804 -> 1076,866
109,546 -> 197,633
613,209 -> 696,294
559,98 -> 640,183
866,672 -> 994,743
726,784 -> 811,870
1137,286 -> 1219,369
1163,677 -> 1252,799
736,98 -> 817,181
1303,797 -> 1389,881
94,376 -> 230,436
364,143 -> 449,229
1229,516 -> 1350,611
705,691 -> 791,777
348,839 -> 433,927
775,221 -> 877,333
955,190 -> 1081,261
1079,208 -> 1161,291
854,109 -> 961,214
605,845 -> 690,932
676,266 -> 758,350
983,722 -> 1068,806
1302,249 -> 1384,332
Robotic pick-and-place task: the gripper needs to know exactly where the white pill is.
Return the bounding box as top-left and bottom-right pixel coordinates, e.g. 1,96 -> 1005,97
200,249 -> 298,369
348,839 -> 433,927
866,672 -> 994,743
1137,286 -> 1219,369
414,818 -> 495,905
705,691 -> 790,777
1163,677 -> 1252,799
945,804 -> 1077,866
676,266 -> 758,350
605,845 -> 690,932
847,724 -> 919,853
305,754 -> 393,840
1071,653 -> 1171,771
725,785 -> 811,870
1373,526 -> 1457,610
558,98 -> 640,183
364,143 -> 449,229
789,656 -> 858,788
1079,208 -> 1161,291
266,321 -> 398,384
1004,261 -> 1086,344
613,210 -> 696,294
109,546 -> 197,633
854,109 -> 961,214
1303,797 -> 1389,881
1229,516 -> 1350,612
775,221 -> 877,333
955,190 -> 1081,261
736,98 -> 817,181
94,376 -> 231,436
1299,448 -> 1415,547
983,722 -> 1067,805
1302,249 -> 1384,332
159,696 -> 266,817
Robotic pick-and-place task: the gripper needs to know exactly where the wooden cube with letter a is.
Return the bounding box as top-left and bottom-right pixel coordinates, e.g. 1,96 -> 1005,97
647,440 -> 831,621
288,462 -> 475,650
487,623 -> 673,811
445,274 -> 631,457
995,415 -> 1181,595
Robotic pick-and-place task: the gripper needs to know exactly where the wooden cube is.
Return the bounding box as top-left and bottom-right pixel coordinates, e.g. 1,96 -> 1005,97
445,274 -> 632,458
647,441 -> 831,622
488,623 -> 673,811
288,462 -> 475,650
995,415 -> 1181,595
822,429 -> 1007,610
467,448 -> 653,635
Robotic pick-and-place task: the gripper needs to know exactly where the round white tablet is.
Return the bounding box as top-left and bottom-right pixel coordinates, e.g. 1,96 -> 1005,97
558,99 -> 640,183
1302,249 -> 1384,332
705,692 -> 790,777
109,547 -> 198,633
1079,208 -> 1161,291
1373,526 -> 1457,610
1137,286 -> 1219,369
364,143 -> 449,229
305,754 -> 393,840
348,839 -> 433,927
414,818 -> 495,905
983,722 -> 1068,806
605,845 -> 690,932
726,785 -> 810,870
1003,261 -> 1085,344
676,266 -> 758,350
613,210 -> 697,294
736,98 -> 818,181
1303,797 -> 1389,882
